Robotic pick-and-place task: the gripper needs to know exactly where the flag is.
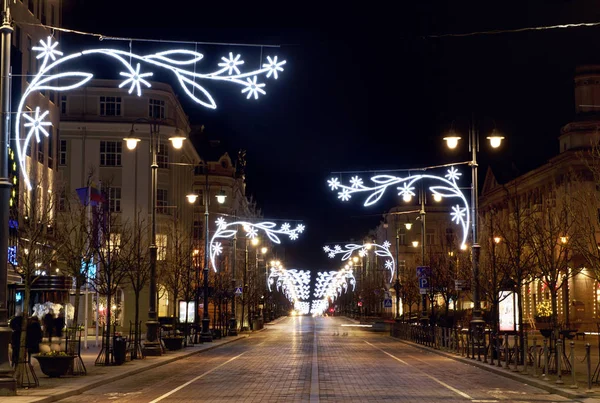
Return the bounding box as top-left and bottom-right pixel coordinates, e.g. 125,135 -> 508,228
76,184 -> 104,206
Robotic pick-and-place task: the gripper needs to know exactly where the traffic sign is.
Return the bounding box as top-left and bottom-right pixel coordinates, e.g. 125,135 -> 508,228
416,266 -> 431,279
419,288 -> 428,294
418,278 -> 429,289
384,299 -> 392,308
234,287 -> 243,296
454,279 -> 467,291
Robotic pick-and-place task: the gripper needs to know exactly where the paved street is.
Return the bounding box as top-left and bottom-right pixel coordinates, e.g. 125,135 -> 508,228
52,316 -> 593,403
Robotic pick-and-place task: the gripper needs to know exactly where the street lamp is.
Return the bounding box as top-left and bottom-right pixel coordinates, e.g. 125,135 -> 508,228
186,170 -> 226,343
126,118 -> 186,356
444,121 -> 504,333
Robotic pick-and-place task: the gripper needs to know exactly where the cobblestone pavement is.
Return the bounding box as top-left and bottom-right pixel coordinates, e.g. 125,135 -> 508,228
56,316 -> 598,402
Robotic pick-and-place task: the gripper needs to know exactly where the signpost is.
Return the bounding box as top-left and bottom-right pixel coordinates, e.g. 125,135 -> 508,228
384,299 -> 392,308
417,266 -> 430,295
235,287 -> 243,296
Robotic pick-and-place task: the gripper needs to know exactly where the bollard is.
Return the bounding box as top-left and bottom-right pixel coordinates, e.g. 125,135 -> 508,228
513,335 -> 519,372
587,343 -> 592,393
477,328 -> 482,362
556,339 -> 564,384
483,330 -> 488,364
497,334 -> 502,367
533,337 -> 538,378
490,333 -> 495,365
543,339 -> 550,381
570,341 -> 577,389
471,329 -> 475,360
505,335 -> 510,370
521,333 -> 528,375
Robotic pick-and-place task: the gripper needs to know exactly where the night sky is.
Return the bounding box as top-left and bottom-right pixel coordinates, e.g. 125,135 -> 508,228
60,0 -> 600,270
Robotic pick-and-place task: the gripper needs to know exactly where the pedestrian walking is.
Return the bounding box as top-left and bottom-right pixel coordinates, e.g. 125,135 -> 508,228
26,316 -> 42,362
43,309 -> 54,342
55,308 -> 65,338
10,313 -> 23,367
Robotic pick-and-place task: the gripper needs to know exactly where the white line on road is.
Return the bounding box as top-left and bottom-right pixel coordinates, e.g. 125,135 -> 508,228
148,352 -> 246,403
310,319 -> 320,403
364,341 -> 473,400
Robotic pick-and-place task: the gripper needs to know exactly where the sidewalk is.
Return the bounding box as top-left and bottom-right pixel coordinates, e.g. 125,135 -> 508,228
390,331 -> 600,401
6,332 -> 248,403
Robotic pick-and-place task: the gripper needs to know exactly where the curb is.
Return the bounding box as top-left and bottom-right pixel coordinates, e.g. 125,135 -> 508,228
389,336 -> 598,400
29,335 -> 248,403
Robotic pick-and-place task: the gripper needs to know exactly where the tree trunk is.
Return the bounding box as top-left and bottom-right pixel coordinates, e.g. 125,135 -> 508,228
133,289 -> 140,359
15,284 -> 30,386
73,274 -> 82,327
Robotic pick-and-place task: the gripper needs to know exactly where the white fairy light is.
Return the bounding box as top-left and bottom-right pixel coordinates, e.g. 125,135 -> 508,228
326,167 -> 470,249
209,219 -> 304,272
23,107 -> 52,143
263,56 -> 286,79
119,63 -> 153,96
241,76 -> 266,100
218,52 -> 244,75
269,267 -> 311,303
350,176 -> 363,188
296,224 -> 305,233
14,36 -> 287,190
324,242 -> 395,282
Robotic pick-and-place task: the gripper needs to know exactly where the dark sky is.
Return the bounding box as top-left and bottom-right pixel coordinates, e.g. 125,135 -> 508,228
60,0 -> 600,271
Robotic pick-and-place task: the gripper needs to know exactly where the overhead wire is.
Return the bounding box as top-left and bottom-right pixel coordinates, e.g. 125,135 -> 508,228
427,21 -> 600,39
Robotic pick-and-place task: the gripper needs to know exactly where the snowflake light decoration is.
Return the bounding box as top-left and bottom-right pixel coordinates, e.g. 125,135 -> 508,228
313,268 -> 356,301
209,219 -> 304,272
324,242 -> 395,282
14,36 -> 287,191
268,267 -> 311,302
326,168 -> 470,249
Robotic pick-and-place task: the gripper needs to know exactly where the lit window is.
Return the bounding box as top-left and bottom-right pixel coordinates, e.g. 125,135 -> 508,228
157,234 -> 167,261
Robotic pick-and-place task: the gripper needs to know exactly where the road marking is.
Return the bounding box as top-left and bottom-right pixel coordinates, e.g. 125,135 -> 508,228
148,352 -> 246,403
310,318 -> 320,403
364,341 -> 473,400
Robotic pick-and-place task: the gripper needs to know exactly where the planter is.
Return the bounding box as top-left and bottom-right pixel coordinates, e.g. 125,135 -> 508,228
162,337 -> 184,351
34,355 -> 74,378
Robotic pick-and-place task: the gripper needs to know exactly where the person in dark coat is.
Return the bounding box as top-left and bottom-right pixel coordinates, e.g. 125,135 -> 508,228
43,310 -> 54,342
26,317 -> 42,361
10,315 -> 22,367
55,309 -> 65,338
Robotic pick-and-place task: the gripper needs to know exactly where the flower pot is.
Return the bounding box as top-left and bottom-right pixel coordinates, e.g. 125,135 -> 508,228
34,355 -> 74,377
162,337 -> 184,351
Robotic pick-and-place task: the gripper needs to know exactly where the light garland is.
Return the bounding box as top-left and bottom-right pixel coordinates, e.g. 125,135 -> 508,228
311,299 -> 330,316
209,218 -> 304,272
313,268 -> 356,301
268,267 -> 311,302
15,37 -> 287,190
327,167 -> 470,249
323,241 -> 395,282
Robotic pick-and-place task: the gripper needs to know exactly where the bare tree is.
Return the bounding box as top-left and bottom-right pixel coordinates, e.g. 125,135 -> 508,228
122,210 -> 150,357
10,183 -> 55,386
91,188 -> 131,366
527,178 -> 580,330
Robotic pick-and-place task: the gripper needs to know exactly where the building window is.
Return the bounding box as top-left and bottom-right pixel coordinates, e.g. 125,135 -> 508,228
157,235 -> 167,261
37,135 -> 44,164
58,190 -> 66,212
27,36 -> 33,78
192,220 -> 202,240
399,228 -> 406,246
60,95 -> 67,114
99,96 -> 122,116
157,189 -> 168,214
47,126 -> 53,167
105,187 -> 121,213
100,141 -> 122,166
157,143 -> 168,168
426,230 -> 435,246
149,99 -> 165,119
59,139 -> 67,165
40,0 -> 46,24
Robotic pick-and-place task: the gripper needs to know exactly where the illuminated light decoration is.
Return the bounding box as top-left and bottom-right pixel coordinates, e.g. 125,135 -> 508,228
7,246 -> 17,266
311,299 -> 330,316
324,242 -> 395,283
313,268 -> 356,311
327,167 -> 470,249
268,267 -> 311,302
14,37 -> 287,191
210,219 -> 304,272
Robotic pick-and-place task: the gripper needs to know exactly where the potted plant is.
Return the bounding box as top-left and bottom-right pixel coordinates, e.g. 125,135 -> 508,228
162,336 -> 184,351
534,300 -> 553,335
34,351 -> 74,377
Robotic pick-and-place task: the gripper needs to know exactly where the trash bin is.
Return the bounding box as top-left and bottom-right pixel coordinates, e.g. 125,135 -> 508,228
113,336 -> 127,365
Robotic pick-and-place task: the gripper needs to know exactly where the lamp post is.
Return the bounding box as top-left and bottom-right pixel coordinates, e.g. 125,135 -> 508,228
126,117 -> 186,356
185,164 -> 227,343
0,0 -> 15,393
444,119 -> 504,332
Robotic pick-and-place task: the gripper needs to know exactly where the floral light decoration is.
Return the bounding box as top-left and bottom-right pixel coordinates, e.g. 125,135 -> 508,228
268,266 -> 311,302
15,37 -> 287,191
311,299 -> 331,316
327,167 -> 470,249
313,268 -> 356,300
210,219 -> 304,272
323,242 -> 395,283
